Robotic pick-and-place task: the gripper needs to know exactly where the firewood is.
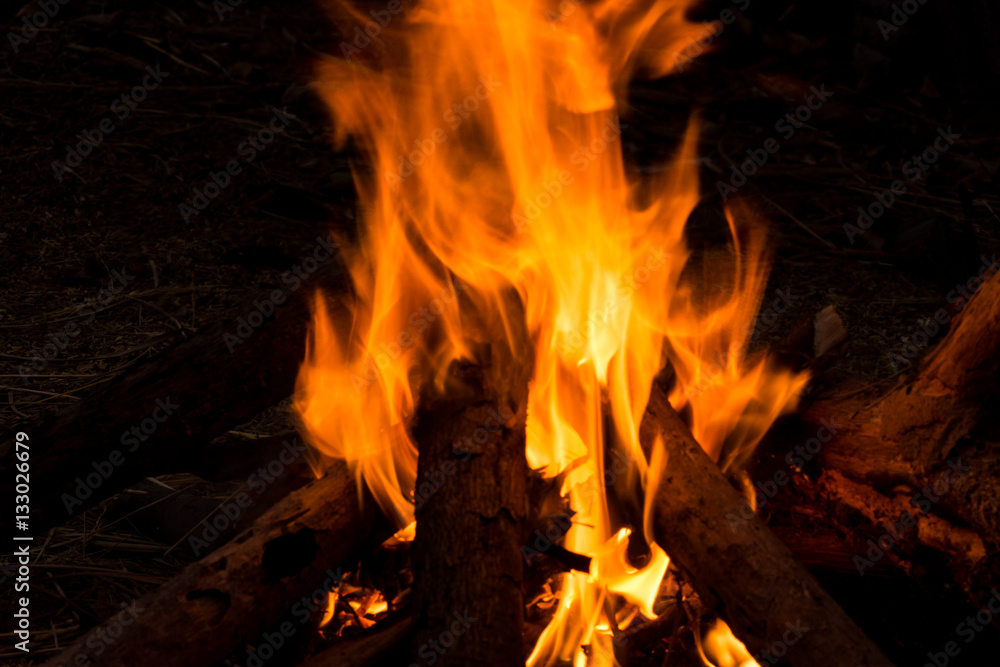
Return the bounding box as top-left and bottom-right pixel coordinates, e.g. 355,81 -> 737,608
109,462 -> 310,558
816,470 -> 986,569
808,270 -> 1000,547
40,459 -> 393,667
300,614 -> 413,667
109,478 -> 248,558
0,254 -> 349,535
639,383 -> 894,667
613,598 -> 682,665
768,523 -> 879,575
410,354 -> 530,667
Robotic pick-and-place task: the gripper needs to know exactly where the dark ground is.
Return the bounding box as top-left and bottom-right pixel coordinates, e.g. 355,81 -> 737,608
1,0 -> 999,665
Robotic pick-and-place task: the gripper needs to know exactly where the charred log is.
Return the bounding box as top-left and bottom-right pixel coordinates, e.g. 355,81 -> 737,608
40,459 -> 392,667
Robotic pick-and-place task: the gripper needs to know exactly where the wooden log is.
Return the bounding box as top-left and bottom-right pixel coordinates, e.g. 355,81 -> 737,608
807,270 -> 1000,547
762,463 -> 1000,630
40,459 -> 393,667
613,597 -> 682,666
109,478 -> 247,558
816,470 -> 986,565
109,458 -> 311,558
734,453 -> 986,581
410,354 -> 530,667
639,383 -> 894,667
879,265 -> 1000,474
107,434 -> 315,558
0,247 -> 348,535
300,615 -> 413,667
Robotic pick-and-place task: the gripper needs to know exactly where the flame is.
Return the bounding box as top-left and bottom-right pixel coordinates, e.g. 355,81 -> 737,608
590,529 -> 669,619
296,0 -> 809,664
664,206 -> 810,472
348,592 -> 388,628
320,592 -> 337,628
703,620 -> 761,667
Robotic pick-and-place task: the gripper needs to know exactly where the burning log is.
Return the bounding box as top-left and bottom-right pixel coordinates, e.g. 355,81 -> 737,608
41,459 -> 392,667
0,255 -> 348,535
638,383 -> 894,667
410,355 -> 530,667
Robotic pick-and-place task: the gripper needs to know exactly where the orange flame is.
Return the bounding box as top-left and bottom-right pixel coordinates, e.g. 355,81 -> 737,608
296,0 -> 808,664
703,620 -> 761,667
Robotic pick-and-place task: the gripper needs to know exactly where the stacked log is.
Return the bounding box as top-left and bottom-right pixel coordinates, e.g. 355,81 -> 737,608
25,270 -> 1000,666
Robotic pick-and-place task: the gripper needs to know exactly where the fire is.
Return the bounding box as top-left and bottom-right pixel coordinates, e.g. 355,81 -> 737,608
296,0 -> 808,664
318,576 -> 389,633
703,620 -> 760,667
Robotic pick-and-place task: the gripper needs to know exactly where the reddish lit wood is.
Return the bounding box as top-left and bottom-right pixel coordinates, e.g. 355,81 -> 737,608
809,271 -> 1000,547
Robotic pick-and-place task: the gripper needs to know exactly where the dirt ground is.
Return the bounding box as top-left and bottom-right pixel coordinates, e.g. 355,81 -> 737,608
1,0 -> 999,665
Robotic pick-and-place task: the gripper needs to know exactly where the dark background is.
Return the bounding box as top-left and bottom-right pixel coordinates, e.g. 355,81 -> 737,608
1,0 -> 999,665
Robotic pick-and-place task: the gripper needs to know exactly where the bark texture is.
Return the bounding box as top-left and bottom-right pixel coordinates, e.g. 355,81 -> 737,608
41,460 -> 392,667
410,358 -> 530,667
808,271 -> 1000,548
640,383 -> 894,667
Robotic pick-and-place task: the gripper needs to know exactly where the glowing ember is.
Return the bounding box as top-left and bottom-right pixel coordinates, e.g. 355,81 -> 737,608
296,0 -> 809,664
319,575 -> 390,634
